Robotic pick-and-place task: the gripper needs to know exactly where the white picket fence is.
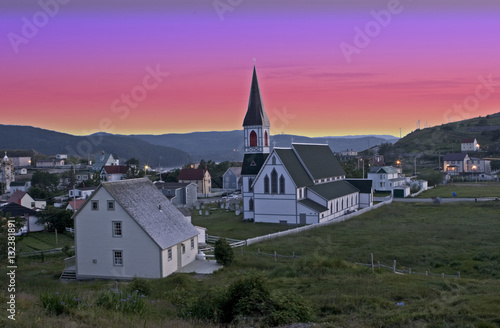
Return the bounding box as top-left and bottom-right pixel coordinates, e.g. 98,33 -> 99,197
246,199 -> 392,246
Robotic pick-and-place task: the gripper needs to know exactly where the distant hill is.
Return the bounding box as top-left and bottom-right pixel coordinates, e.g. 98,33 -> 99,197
131,131 -> 398,162
0,125 -> 191,167
393,112 -> 500,155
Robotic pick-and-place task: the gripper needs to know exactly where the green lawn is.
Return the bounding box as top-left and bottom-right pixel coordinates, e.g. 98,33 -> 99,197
191,207 -> 303,240
5,202 -> 500,328
417,182 -> 500,198
18,231 -> 74,252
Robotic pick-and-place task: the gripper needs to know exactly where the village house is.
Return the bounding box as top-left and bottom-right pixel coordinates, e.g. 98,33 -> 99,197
461,138 -> 479,152
66,199 -> 86,212
92,152 -> 119,172
222,167 -> 242,191
177,168 -> 212,196
154,181 -> 197,207
73,178 -> 199,280
443,153 -> 471,175
8,190 -> 46,210
0,202 -> 44,234
100,165 -> 128,181
69,186 -> 96,199
240,67 -> 369,224
9,180 -> 31,193
367,166 -> 407,192
36,158 -> 65,168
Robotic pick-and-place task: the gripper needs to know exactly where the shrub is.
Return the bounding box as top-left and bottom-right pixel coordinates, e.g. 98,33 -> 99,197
214,237 -> 234,266
40,291 -> 82,315
128,276 -> 152,296
96,288 -> 149,315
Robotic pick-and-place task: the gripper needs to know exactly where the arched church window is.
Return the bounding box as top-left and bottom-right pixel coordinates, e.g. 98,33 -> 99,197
279,175 -> 285,194
250,131 -> 257,147
271,169 -> 278,194
264,131 -> 269,146
272,156 -> 276,165
264,175 -> 269,193
249,198 -> 254,211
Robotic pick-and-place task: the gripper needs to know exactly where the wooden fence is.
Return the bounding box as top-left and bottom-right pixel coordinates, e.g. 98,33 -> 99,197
355,253 -> 460,278
239,247 -> 299,262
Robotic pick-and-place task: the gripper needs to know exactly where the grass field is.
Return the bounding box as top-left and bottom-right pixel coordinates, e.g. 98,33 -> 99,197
17,232 -> 74,253
191,206 -> 302,240
417,182 -> 500,198
4,201 -> 500,327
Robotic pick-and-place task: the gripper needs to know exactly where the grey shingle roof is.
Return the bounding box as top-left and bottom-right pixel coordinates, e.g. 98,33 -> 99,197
298,199 -> 328,213
100,178 -> 198,249
0,202 -> 37,217
369,166 -> 398,174
293,144 -> 346,179
274,148 -> 312,188
242,66 -> 270,127
308,180 -> 359,201
443,153 -> 468,161
242,153 -> 269,175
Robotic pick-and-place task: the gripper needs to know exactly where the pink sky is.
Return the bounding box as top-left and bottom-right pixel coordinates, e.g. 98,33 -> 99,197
1,0 -> 499,138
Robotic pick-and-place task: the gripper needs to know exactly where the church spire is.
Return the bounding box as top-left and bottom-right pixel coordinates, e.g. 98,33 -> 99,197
243,66 -> 270,127
242,65 -> 270,154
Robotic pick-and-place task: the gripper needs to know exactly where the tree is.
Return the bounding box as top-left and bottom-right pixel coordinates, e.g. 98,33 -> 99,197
36,206 -> 73,233
214,237 -> 234,266
125,158 -> 140,179
31,170 -> 59,193
165,169 -> 180,182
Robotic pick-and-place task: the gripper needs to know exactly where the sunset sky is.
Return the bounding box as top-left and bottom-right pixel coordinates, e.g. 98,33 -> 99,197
1,0 -> 499,138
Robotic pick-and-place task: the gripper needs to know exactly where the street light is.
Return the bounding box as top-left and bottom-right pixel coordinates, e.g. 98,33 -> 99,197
144,165 -> 149,177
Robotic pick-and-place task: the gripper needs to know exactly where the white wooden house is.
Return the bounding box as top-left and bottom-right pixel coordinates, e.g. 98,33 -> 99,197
74,178 -> 199,280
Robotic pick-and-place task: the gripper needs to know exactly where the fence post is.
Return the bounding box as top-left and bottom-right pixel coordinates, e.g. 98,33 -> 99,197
274,251 -> 277,262
377,261 -> 380,268
457,272 -> 460,278
442,273 -> 444,278
409,268 -> 411,275
370,253 -> 374,273
258,248 -> 260,257
393,260 -> 396,273
293,252 -> 295,263
426,270 -> 429,276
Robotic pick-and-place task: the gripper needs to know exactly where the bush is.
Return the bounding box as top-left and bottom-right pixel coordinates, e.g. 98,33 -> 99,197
96,288 -> 150,315
128,276 -> 152,296
214,237 -> 234,266
40,291 -> 83,315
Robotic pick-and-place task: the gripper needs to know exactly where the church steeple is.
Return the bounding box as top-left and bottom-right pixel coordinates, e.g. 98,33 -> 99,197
243,66 -> 270,154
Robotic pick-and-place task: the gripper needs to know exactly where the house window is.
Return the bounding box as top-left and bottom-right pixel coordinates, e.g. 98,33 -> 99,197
113,250 -> 123,266
107,200 -> 115,211
112,221 -> 122,237
271,169 -> 278,194
249,198 -> 254,211
191,238 -> 194,250
182,244 -> 186,254
264,175 -> 269,193
31,202 -> 35,208
91,200 -> 99,210
168,248 -> 172,261
279,175 -> 285,194
249,131 -> 257,147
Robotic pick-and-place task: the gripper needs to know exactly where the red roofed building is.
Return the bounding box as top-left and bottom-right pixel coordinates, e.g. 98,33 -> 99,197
101,165 -> 129,181
8,190 -> 46,210
66,199 -> 86,212
177,168 -> 211,195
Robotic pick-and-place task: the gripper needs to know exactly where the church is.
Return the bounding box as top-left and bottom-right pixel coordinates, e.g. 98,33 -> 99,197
241,67 -> 371,225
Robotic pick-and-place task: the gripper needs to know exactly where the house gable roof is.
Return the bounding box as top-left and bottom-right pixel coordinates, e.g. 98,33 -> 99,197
443,153 -> 469,161
8,191 -> 29,204
308,180 -> 359,201
274,148 -> 312,188
98,178 -> 199,249
0,202 -> 37,217
102,165 -> 128,174
243,66 -> 270,127
177,168 -> 208,181
292,144 -> 346,180
67,199 -> 86,210
224,167 -> 242,177
461,138 -> 476,143
369,166 -> 398,174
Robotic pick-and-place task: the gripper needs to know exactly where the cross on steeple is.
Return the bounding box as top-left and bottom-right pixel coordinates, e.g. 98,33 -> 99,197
272,140 -> 277,148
